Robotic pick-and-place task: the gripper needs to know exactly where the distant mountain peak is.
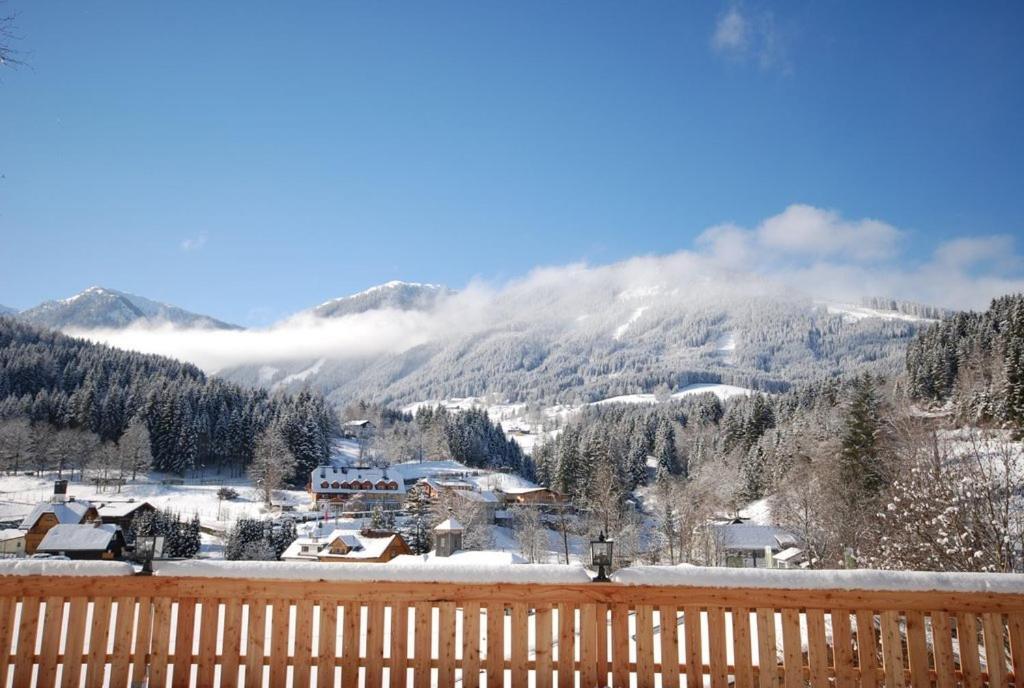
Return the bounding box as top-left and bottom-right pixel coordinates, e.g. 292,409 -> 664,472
313,281 -> 451,318
20,287 -> 240,331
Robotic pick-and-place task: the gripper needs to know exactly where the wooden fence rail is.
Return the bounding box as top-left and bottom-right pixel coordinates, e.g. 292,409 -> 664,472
1,573 -> 1024,687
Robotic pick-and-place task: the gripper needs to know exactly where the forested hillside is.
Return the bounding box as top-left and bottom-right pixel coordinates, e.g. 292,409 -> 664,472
0,317 -> 334,479
531,294 -> 1024,573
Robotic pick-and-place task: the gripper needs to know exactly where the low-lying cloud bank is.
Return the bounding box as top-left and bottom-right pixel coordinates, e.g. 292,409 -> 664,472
71,204 -> 1024,372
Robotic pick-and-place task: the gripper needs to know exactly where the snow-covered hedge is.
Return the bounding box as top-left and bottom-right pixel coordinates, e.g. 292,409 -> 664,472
611,565 -> 1024,594
155,559 -> 594,584
0,560 -> 135,577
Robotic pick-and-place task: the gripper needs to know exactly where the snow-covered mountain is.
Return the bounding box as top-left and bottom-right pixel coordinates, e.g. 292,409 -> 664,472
312,281 -> 451,318
19,287 -> 240,331
0,305 -> 15,316
221,277 -> 939,406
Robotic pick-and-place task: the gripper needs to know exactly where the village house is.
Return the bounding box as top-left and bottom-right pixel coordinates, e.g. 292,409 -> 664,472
280,528 -> 411,564
341,419 -> 376,440
309,466 -> 406,511
708,521 -> 799,568
419,478 -> 500,522
0,529 -> 26,558
35,522 -> 126,560
498,486 -> 569,507
20,481 -> 100,555
97,500 -> 156,532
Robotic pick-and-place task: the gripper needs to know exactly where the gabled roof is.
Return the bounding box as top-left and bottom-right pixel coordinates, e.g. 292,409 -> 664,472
434,517 -> 464,532
281,529 -> 407,561
710,523 -> 798,551
310,466 -> 407,495
97,501 -> 153,518
20,500 -> 94,529
454,489 -> 499,504
37,523 -> 121,552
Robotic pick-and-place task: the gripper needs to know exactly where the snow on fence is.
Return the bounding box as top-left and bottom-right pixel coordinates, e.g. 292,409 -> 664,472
1,562 -> 1023,687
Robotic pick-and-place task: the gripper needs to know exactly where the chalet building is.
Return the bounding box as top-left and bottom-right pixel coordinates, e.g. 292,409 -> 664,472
97,500 -> 156,531
36,522 -> 126,560
280,528 -> 411,564
342,419 -> 376,440
419,478 -> 500,522
498,486 -> 569,507
20,481 -> 100,555
708,522 -> 798,568
309,466 -> 406,511
419,477 -> 476,499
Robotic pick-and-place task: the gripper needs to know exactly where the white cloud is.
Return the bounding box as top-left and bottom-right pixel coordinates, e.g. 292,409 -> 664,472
711,4 -> 789,73
711,7 -> 748,55
180,232 -> 208,252
73,204 -> 1024,372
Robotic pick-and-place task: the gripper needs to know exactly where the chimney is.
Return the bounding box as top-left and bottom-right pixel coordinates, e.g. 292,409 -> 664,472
51,480 -> 68,503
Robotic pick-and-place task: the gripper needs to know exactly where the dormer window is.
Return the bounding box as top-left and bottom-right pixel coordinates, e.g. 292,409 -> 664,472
331,481 -> 341,489
320,481 -> 329,489
340,482 -> 352,490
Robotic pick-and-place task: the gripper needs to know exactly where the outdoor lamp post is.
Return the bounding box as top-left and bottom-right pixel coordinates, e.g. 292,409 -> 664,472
590,531 -> 613,582
135,535 -> 165,576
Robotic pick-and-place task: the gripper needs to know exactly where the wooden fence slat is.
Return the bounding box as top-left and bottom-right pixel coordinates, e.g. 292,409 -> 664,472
316,601 -> 337,688
831,610 -> 856,688
487,603 -> 503,688
86,596 -> 112,688
293,599 -> 314,688
130,597 -> 153,688
982,612 -> 1007,687
755,609 -> 779,688
580,603 -> 598,688
422,602 -> 441,688
366,602 -> 386,688
660,606 -> 681,688
929,613 -> 955,688
389,602 -> 410,688
635,604 -> 655,688
460,603 -> 480,688
13,596 -> 41,688
0,597 -> 13,687
805,609 -> 829,688
148,597 -> 173,688
707,606 -> 729,688
221,599 -> 243,688
37,596 -> 65,688
684,606 -> 703,688
62,596 -> 89,688
535,605 -> 553,688
855,611 -> 879,688
904,610 -> 929,688
956,613 -> 982,688
611,603 -> 630,688
731,608 -> 753,688
244,599 -> 266,688
270,599 -> 291,688
170,598 -> 195,688
1008,614 -> 1024,688
108,596 -> 135,688
195,600 -> 218,688
511,602 -> 528,687
414,601 -> 432,688
879,611 -> 904,688
596,603 -> 609,688
341,602 -> 360,688
557,603 -> 574,688
780,608 -> 802,688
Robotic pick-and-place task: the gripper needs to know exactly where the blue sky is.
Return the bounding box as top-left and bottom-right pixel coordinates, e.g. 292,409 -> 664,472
2,1 -> 1023,325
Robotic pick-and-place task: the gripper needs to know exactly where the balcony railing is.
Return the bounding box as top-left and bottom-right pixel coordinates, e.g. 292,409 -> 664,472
1,560 -> 1024,686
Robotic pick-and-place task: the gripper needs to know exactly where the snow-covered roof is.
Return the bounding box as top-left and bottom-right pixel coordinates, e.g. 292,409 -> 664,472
20,499 -> 94,529
454,489 -> 499,504
344,419 -> 373,427
434,517 -> 464,532
422,477 -> 476,491
391,550 -> 528,566
97,501 -> 153,518
37,523 -> 121,552
0,529 -> 25,541
499,486 -> 550,495
281,529 -> 404,561
310,466 -> 406,495
774,547 -> 804,563
710,523 -> 797,551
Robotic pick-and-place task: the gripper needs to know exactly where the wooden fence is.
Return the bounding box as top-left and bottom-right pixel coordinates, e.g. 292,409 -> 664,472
1,572 -> 1024,687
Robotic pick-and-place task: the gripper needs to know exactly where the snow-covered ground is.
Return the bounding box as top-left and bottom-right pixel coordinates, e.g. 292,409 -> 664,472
824,302 -> 937,324
592,383 -> 753,407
